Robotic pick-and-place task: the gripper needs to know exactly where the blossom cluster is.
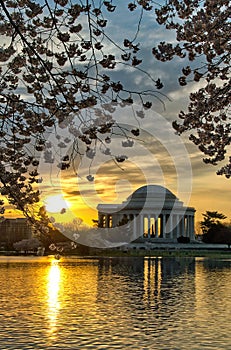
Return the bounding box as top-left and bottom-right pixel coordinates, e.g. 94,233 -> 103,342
0,0 -> 160,232
153,0 -> 231,177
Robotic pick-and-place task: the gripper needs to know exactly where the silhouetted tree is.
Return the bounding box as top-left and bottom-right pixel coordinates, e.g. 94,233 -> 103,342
13,237 -> 41,254
202,224 -> 231,248
200,211 -> 227,234
200,210 -> 231,247
153,0 -> 231,177
0,0 -> 162,229
218,226 -> 231,248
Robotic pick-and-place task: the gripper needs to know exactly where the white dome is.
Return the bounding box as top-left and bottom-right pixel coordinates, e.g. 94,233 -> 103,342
128,185 -> 176,199
124,185 -> 180,210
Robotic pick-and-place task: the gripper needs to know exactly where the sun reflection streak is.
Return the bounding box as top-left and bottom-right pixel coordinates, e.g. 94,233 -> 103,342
47,259 -> 61,338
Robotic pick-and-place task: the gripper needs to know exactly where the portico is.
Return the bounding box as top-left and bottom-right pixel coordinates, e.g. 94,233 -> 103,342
97,185 -> 195,242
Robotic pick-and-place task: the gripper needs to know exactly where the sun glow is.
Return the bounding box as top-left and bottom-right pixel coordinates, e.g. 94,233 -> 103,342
45,194 -> 70,213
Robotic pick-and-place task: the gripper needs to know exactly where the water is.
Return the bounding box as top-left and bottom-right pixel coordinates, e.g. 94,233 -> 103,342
0,256 -> 230,349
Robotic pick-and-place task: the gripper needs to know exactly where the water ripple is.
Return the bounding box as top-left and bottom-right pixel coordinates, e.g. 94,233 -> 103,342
0,257 -> 230,349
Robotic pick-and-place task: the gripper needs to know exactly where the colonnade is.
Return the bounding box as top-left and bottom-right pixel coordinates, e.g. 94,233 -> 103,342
98,211 -> 195,240
139,213 -> 195,240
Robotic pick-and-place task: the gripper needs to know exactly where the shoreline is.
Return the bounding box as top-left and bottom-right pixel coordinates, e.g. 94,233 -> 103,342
1,248 -> 231,259
85,247 -> 231,259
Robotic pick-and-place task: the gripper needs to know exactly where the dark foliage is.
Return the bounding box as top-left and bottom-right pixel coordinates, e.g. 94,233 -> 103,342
177,235 -> 190,243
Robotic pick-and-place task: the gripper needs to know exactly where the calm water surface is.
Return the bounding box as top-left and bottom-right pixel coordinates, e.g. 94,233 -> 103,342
0,256 -> 230,349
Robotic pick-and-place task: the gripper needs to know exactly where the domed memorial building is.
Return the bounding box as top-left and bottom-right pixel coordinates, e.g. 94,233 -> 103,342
97,185 -> 195,242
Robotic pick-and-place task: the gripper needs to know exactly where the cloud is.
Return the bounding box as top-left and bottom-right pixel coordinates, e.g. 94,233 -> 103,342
65,188 -> 104,197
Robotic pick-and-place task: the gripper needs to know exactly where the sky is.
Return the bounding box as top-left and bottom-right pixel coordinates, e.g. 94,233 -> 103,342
2,1 -> 231,231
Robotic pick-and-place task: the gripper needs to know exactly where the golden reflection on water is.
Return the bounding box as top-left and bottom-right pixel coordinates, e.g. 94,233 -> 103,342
47,259 -> 61,338
143,258 -> 161,303
45,258 -> 100,341
0,257 -> 231,349
195,259 -> 231,323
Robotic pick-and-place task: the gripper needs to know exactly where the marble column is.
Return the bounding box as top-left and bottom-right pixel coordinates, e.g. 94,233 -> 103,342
132,215 -> 137,240
148,215 -> 151,238
169,215 -> 173,239
187,215 -> 191,238
185,215 -> 189,237
155,215 -> 159,238
98,213 -> 103,228
191,215 -> 195,239
162,214 -> 166,239
140,214 -> 144,236
105,214 -> 110,228
181,216 -> 185,236
176,214 -> 180,238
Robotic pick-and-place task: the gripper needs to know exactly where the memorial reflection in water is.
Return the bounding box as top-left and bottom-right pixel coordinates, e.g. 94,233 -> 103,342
0,257 -> 231,349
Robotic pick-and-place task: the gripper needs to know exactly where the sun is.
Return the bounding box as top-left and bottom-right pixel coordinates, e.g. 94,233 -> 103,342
45,194 -> 70,213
